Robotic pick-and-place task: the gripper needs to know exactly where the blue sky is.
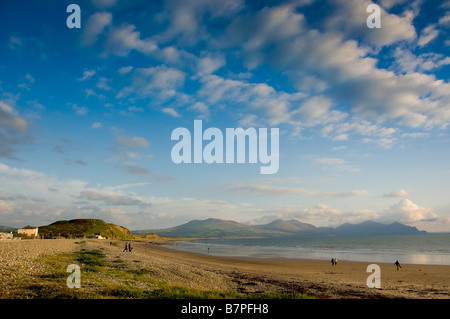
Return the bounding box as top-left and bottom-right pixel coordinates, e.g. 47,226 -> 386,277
1,0 -> 450,231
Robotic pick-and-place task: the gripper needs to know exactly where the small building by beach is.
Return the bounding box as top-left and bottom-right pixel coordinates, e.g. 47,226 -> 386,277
0,232 -> 13,240
17,226 -> 39,238
88,233 -> 105,239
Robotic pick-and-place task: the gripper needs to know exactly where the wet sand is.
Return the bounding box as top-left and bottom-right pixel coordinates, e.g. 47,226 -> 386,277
115,240 -> 450,299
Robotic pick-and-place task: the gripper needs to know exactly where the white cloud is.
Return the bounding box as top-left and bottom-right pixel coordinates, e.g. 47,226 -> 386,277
252,199 -> 446,231
226,180 -> 367,198
383,189 -> 410,197
78,70 -> 96,81
380,199 -> 438,224
253,203 -> 379,226
117,66 -> 186,103
91,122 -> 102,129
439,12 -> 450,27
312,157 -> 360,172
118,162 -> 152,177
82,12 -> 112,46
0,99 -> 31,158
392,47 -> 450,73
85,89 -> 105,100
0,163 -> 87,225
70,103 -> 88,116
218,2 -> 450,133
313,157 -> 347,166
0,100 -> 27,133
103,24 -> 157,57
0,199 -> 15,215
91,0 -> 118,8
116,134 -> 150,148
417,24 -> 440,47
324,0 -> 417,47
197,74 -> 304,126
224,4 -> 307,69
80,190 -> 151,207
8,36 -> 23,50
0,158 -> 254,229
118,66 -> 133,75
96,77 -> 113,91
292,96 -> 348,127
73,1 -> 450,141
188,102 -> 210,119
196,54 -> 226,75
227,183 -> 316,196
0,162 -> 448,231
25,73 -> 35,84
161,107 -> 181,117
157,0 -> 244,45
380,0 -> 410,9
0,163 -> 150,228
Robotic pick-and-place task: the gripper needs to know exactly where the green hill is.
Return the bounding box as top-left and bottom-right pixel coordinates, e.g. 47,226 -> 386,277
38,219 -> 134,239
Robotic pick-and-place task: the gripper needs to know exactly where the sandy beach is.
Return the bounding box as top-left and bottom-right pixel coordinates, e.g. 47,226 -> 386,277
1,239 -> 449,299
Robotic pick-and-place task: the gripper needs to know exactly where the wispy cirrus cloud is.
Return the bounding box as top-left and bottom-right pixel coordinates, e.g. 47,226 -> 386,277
383,189 -> 410,197
0,100 -> 31,159
115,134 -> 150,148
80,189 -> 151,207
226,181 -> 368,199
311,157 -> 360,172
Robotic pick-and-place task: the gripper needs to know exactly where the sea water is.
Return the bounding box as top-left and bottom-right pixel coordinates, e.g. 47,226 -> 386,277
168,233 -> 450,265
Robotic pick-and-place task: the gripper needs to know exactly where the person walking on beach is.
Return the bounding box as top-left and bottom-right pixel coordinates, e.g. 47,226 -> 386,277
395,260 -> 402,271
128,242 -> 132,252
123,242 -> 128,252
331,258 -> 335,266
334,258 -> 338,265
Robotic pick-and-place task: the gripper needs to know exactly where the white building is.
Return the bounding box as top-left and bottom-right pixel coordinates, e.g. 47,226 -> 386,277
89,233 -> 105,239
0,232 -> 13,240
17,226 -> 39,237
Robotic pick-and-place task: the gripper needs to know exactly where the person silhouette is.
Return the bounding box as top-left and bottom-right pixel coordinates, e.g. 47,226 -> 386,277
123,242 -> 128,252
394,260 -> 402,270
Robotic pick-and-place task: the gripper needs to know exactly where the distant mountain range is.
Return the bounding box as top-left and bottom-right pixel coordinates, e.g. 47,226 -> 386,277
1,218 -> 427,239
0,225 -> 17,233
132,218 -> 427,238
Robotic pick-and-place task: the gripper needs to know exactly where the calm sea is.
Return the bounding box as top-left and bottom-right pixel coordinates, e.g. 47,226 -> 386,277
169,233 -> 450,265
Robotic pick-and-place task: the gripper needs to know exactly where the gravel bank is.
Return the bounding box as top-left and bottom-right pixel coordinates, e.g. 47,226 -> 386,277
0,239 -> 80,269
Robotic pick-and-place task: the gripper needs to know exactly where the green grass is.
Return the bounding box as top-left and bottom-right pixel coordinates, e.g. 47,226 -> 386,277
38,219 -> 134,239
1,248 -> 314,299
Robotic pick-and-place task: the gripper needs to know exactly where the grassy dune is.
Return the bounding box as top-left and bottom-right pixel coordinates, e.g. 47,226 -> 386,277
38,219 -> 135,239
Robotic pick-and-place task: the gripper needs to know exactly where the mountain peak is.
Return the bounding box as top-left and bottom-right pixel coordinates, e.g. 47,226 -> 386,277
334,220 -> 425,236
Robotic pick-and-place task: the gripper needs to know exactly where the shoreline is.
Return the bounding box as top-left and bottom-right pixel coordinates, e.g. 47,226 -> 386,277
166,238 -> 450,266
